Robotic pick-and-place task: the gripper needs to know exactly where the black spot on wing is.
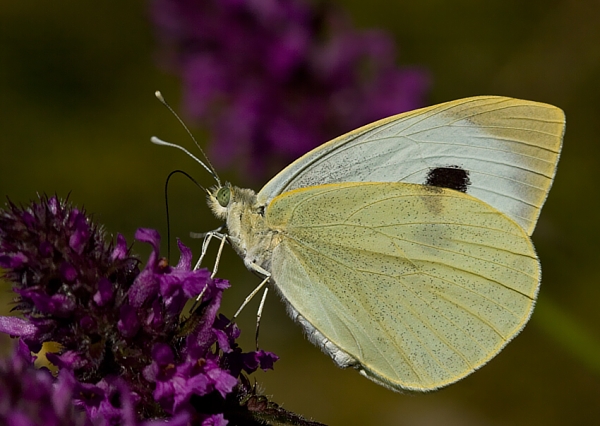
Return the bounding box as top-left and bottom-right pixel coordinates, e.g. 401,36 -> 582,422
425,166 -> 471,193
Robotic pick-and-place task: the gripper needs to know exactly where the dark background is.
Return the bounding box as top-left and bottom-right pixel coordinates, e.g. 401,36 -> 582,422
2,1 -> 599,425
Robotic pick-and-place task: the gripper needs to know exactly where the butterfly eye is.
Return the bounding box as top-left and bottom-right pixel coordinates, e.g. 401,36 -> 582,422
216,186 -> 231,207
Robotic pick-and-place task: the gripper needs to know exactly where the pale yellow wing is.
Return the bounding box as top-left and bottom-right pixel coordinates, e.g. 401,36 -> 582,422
258,96 -> 565,235
266,182 -> 539,391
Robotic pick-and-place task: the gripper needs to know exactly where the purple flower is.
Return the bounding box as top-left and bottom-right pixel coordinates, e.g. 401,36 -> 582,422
0,195 -> 325,425
151,0 -> 430,179
0,341 -> 92,425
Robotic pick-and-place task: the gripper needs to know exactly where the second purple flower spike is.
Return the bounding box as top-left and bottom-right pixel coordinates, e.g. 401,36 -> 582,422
151,0 -> 429,178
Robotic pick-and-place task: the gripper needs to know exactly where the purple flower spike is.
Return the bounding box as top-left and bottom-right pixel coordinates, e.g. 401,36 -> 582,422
152,0 -> 430,179
0,195 -> 328,425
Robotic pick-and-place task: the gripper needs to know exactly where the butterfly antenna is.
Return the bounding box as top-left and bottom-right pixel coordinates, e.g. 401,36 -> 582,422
152,91 -> 221,186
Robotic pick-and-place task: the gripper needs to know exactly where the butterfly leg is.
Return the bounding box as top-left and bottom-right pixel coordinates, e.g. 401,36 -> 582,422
231,271 -> 270,322
230,262 -> 272,346
190,226 -> 224,267
190,230 -> 229,303
255,286 -> 269,350
194,282 -> 209,304
210,234 -> 228,278
194,232 -> 213,270
192,229 -> 228,271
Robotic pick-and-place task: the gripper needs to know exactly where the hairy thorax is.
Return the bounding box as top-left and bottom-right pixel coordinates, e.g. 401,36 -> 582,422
208,185 -> 281,274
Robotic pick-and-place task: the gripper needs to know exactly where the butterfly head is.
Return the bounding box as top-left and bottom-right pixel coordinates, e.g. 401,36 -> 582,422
207,183 -> 232,221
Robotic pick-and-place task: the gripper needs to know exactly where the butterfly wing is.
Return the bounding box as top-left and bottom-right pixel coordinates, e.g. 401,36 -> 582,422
266,182 -> 539,391
258,96 -> 565,235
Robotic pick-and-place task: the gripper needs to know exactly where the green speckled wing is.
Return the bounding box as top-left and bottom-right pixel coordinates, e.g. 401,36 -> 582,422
267,182 -> 539,391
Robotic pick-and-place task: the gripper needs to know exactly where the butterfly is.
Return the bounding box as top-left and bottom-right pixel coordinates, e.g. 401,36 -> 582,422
155,95 -> 565,391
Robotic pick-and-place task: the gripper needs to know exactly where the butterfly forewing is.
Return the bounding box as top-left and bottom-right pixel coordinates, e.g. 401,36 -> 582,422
266,182 -> 539,391
257,96 -> 564,235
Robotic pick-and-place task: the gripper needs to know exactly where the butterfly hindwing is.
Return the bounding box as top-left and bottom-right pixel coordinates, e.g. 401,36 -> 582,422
266,182 -> 539,391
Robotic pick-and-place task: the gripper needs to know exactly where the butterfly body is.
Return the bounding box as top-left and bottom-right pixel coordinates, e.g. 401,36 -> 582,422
208,185 -> 278,272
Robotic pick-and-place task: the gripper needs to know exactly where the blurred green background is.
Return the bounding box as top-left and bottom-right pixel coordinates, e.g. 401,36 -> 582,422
2,0 -> 600,425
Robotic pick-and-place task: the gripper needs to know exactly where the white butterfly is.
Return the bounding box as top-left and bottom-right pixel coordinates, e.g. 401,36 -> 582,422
155,96 -> 565,391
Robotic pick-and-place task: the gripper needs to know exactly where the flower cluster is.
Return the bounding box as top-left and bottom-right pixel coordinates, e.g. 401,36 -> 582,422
0,196 -> 322,425
151,0 -> 429,178
0,340 -> 92,426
